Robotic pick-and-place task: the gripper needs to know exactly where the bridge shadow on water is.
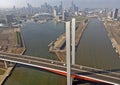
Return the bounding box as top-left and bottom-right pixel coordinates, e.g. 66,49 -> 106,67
76,68 -> 120,76
72,78 -> 112,85
106,68 -> 120,73
73,68 -> 120,85
92,68 -> 120,74
15,64 -> 65,76
15,64 -> 113,85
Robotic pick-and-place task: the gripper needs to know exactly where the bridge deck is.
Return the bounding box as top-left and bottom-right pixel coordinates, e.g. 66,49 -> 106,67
0,52 -> 120,84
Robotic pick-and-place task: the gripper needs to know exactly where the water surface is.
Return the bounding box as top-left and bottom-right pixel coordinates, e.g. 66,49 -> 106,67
76,18 -> 120,71
4,21 -> 66,85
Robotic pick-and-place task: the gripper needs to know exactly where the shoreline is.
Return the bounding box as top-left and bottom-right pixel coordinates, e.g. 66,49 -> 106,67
75,21 -> 89,48
0,27 -> 26,85
0,65 -> 16,85
104,22 -> 120,58
49,19 -> 89,62
20,28 -> 26,55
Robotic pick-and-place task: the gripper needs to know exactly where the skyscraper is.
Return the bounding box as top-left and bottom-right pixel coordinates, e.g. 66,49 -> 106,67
110,11 -> 113,18
71,0 -> 74,13
62,10 -> 65,21
6,15 -> 14,27
114,8 -> 119,19
53,8 -> 57,17
59,1 -> 63,14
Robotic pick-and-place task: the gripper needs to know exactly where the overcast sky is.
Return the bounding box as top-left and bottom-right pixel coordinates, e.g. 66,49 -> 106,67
0,0 -> 120,8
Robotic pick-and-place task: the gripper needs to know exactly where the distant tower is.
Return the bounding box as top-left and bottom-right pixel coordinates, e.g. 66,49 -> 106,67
59,1 -> 63,14
6,15 -> 14,28
71,0 -> 74,12
114,9 -> 119,19
53,8 -> 57,17
110,11 -> 113,18
71,0 -> 74,8
13,5 -> 16,11
62,10 -> 65,21
27,3 -> 33,15
27,3 -> 31,8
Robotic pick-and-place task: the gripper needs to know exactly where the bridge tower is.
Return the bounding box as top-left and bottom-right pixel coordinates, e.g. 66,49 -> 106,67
71,18 -> 76,65
4,61 -> 8,69
66,18 -> 76,85
66,21 -> 72,85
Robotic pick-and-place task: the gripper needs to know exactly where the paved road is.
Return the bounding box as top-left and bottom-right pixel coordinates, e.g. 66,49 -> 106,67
0,52 -> 120,84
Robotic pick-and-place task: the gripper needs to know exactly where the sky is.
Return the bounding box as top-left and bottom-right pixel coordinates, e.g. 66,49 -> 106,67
0,0 -> 120,8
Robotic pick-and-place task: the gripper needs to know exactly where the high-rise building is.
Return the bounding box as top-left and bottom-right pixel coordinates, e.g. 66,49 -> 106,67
27,3 -> 33,15
54,6 -> 59,14
114,8 -> 119,19
40,2 -> 52,13
71,1 -> 75,13
6,15 -> 14,23
111,11 -> 113,18
6,15 -> 14,27
62,10 -> 65,21
13,5 -> 16,11
84,8 -> 89,15
53,8 -> 57,17
59,1 -> 63,14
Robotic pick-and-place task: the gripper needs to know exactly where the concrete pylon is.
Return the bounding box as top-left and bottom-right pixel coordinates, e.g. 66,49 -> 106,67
71,18 -> 76,65
66,21 -> 72,85
4,61 -> 8,69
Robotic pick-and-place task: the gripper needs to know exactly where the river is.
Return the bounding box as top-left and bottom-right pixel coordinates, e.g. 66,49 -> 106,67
4,21 -> 66,85
4,18 -> 120,85
76,18 -> 120,70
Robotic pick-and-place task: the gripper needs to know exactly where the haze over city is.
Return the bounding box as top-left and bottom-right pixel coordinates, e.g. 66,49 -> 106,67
0,0 -> 120,8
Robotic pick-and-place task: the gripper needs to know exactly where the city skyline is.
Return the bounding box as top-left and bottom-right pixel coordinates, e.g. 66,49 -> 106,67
0,0 -> 120,8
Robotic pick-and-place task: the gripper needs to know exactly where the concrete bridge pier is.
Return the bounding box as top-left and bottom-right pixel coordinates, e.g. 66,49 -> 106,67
71,78 -> 75,85
4,61 -> 8,69
71,18 -> 76,65
66,21 -> 72,85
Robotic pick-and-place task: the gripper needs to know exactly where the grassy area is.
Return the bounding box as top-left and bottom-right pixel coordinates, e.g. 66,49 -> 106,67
16,32 -> 23,47
0,69 -> 5,75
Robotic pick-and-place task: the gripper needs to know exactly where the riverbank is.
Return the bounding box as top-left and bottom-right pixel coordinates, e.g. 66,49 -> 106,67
20,28 -> 26,55
49,19 -> 89,62
104,21 -> 120,58
0,27 -> 26,85
75,20 -> 89,47
0,67 -> 15,85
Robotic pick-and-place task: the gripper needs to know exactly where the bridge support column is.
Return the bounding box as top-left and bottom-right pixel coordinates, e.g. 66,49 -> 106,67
66,21 -> 72,85
71,18 -> 76,65
4,61 -> 8,69
71,78 -> 74,85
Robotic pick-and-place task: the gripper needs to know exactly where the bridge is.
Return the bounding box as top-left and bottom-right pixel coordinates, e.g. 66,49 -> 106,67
0,52 -> 120,85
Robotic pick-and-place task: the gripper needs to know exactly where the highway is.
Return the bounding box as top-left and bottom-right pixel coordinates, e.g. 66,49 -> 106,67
0,51 -> 120,84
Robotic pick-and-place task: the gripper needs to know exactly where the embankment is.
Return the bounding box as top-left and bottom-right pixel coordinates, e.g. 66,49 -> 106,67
104,22 -> 120,58
75,20 -> 88,47
49,19 -> 89,62
0,28 -> 26,85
